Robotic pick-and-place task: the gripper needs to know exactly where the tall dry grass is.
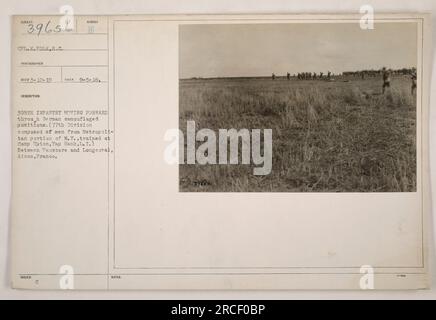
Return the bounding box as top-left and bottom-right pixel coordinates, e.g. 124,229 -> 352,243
179,77 -> 416,192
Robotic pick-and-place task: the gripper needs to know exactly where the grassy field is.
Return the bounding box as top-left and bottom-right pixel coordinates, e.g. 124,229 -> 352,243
179,75 -> 416,192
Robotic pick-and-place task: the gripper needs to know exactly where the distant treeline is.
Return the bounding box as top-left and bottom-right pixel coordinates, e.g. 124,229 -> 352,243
342,67 -> 416,77
183,76 -> 276,80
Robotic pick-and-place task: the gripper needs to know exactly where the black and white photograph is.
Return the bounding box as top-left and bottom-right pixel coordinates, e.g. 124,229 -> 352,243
179,22 -> 418,192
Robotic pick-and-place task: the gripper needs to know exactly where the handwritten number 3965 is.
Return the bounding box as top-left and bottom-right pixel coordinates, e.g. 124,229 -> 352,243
27,21 -> 62,36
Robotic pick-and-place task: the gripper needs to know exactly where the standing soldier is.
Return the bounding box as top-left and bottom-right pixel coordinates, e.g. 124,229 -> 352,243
287,72 -> 290,80
272,73 -> 276,80
382,67 -> 391,94
320,72 -> 323,79
327,71 -> 331,80
411,72 -> 417,95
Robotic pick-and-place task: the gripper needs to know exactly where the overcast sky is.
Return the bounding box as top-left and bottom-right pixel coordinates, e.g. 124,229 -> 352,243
179,22 -> 417,78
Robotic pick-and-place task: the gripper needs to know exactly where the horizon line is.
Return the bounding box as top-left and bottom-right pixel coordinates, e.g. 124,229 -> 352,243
180,66 -> 417,80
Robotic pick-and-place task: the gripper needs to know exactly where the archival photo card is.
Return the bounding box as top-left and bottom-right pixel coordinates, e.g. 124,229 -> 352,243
10,14 -> 431,290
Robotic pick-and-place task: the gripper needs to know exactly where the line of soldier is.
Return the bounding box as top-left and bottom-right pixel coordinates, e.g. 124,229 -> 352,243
381,67 -> 417,95
271,71 -> 333,81
296,71 -> 332,80
272,68 -> 417,95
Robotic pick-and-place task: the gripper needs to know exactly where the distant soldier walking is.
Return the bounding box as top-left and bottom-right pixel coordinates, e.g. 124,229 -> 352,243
382,67 -> 391,94
411,72 -> 417,95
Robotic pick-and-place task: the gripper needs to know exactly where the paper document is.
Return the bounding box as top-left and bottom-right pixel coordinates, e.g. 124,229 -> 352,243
10,13 -> 432,290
